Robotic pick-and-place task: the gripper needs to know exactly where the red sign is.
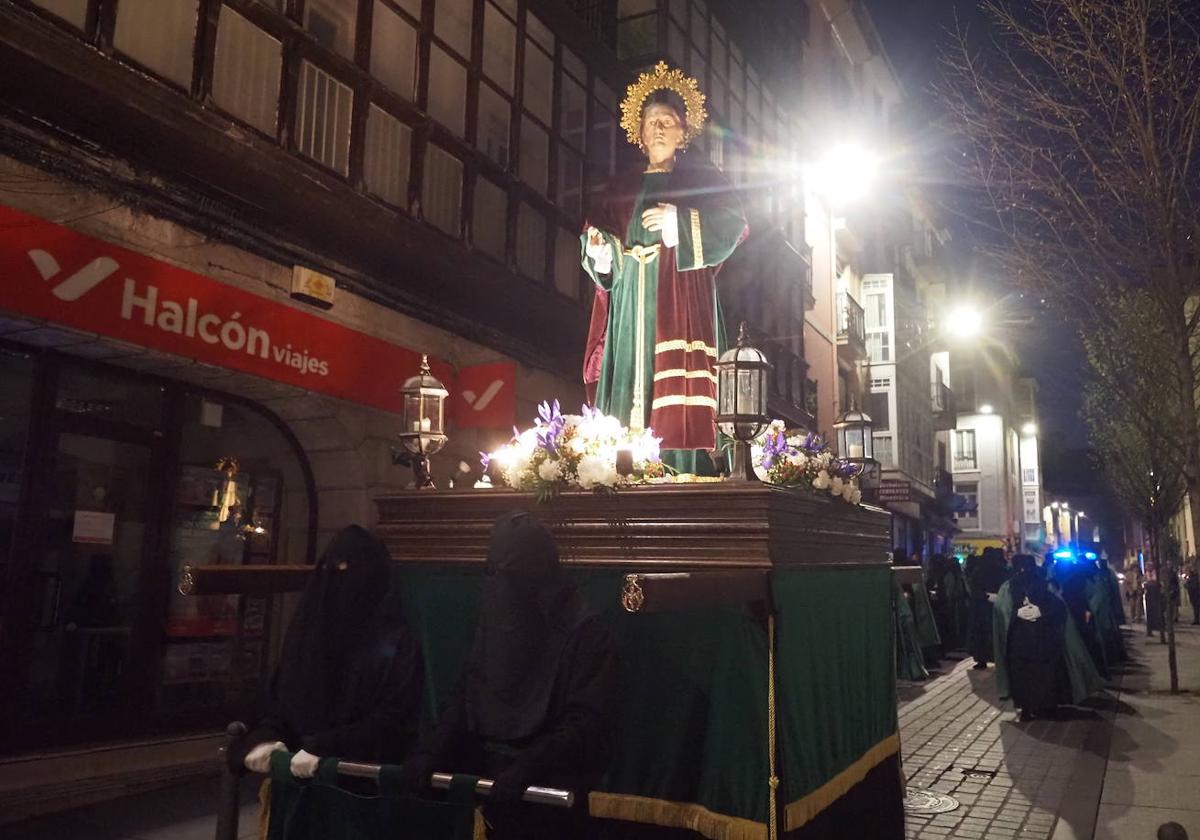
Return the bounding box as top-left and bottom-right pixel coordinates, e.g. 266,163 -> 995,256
452,361 -> 517,428
0,204 -> 452,413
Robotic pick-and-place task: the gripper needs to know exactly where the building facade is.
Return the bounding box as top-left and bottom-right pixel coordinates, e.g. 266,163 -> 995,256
0,0 -> 833,816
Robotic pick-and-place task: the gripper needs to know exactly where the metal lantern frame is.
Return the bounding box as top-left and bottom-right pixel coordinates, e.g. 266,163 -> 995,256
833,399 -> 879,501
393,355 -> 449,489
714,322 -> 771,482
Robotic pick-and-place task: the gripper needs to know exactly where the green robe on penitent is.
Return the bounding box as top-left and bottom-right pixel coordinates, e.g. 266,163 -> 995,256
582,159 -> 747,475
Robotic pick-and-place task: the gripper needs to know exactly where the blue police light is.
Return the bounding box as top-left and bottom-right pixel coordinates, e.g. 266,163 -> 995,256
1053,549 -> 1075,560
1084,551 -> 1098,561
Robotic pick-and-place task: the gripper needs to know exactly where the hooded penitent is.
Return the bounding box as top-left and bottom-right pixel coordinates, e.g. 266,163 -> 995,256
994,555 -> 1102,708
466,511 -> 591,740
227,525 -> 422,771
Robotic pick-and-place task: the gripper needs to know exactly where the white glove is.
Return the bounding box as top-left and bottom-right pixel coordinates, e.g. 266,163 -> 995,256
585,227 -> 613,275
290,749 -> 321,779
244,741 -> 286,773
986,592 -> 998,603
1017,601 -> 1042,622
659,204 -> 679,249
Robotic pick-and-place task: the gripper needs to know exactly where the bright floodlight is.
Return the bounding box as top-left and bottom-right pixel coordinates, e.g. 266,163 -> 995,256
945,305 -> 984,341
1022,422 -> 1037,435
805,143 -> 878,203
979,404 -> 994,414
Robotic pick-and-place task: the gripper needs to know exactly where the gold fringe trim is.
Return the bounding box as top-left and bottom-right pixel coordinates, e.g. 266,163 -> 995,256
258,778 -> 271,840
473,806 -> 487,840
782,733 -> 901,831
691,207 -> 703,268
589,792 -> 767,840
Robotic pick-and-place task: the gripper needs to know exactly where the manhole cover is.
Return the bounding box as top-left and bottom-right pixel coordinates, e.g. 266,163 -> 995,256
903,788 -> 961,814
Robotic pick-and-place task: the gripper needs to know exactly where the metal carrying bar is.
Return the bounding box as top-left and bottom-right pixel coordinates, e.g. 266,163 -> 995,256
620,570 -> 771,613
334,761 -> 574,808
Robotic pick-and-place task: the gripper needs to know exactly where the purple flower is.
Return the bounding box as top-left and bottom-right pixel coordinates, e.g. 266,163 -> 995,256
479,451 -> 491,472
534,400 -> 566,456
761,431 -> 791,469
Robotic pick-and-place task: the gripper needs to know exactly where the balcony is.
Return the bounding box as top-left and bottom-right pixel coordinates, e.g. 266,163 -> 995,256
931,382 -> 956,431
836,292 -> 867,363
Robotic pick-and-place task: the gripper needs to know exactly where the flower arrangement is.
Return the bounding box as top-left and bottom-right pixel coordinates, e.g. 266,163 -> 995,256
752,420 -> 863,504
482,401 -> 665,501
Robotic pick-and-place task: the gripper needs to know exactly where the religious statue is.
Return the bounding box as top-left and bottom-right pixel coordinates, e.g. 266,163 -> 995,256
581,62 -> 748,475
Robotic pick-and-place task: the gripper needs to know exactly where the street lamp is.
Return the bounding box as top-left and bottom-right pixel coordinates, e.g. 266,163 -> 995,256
715,322 -> 771,482
803,142 -> 879,204
945,305 -> 984,342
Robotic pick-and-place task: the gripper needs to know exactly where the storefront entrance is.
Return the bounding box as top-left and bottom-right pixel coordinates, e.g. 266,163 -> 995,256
0,344 -> 315,754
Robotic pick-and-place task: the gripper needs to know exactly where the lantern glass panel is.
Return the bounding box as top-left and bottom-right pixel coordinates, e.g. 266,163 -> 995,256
719,367 -> 736,415
404,393 -> 428,432
862,429 -> 874,460
737,369 -> 754,414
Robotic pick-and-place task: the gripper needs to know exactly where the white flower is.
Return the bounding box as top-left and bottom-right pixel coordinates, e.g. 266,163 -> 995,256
841,482 -> 855,502
831,476 -> 845,497
850,488 -> 863,505
812,470 -> 831,491
538,459 -> 563,482
577,454 -> 618,489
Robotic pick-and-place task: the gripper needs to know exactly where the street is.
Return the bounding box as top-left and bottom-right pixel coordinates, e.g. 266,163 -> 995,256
902,626 -> 1200,839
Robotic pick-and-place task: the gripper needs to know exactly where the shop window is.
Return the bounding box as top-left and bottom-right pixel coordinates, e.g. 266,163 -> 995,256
212,8 -> 282,136
730,47 -> 744,99
956,481 -> 979,526
523,40 -> 554,125
113,0 -> 198,89
423,144 -> 463,236
516,202 -> 546,281
428,46 -> 467,137
669,0 -> 687,23
435,0 -> 473,57
472,176 -> 508,261
158,393 -> 311,711
477,82 -> 511,168
363,105 -> 412,208
0,350 -> 33,571
296,61 -> 353,175
482,1 -> 516,94
30,0 -> 88,29
618,0 -> 658,60
690,47 -> 707,92
519,117 -> 549,196
56,364 -> 164,429
554,227 -> 582,299
371,0 -> 419,100
305,0 -> 357,60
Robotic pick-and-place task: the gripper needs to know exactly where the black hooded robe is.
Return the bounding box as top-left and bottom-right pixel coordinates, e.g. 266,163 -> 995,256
1005,569 -> 1070,715
405,512 -> 618,840
967,549 -> 1009,666
227,525 -> 423,772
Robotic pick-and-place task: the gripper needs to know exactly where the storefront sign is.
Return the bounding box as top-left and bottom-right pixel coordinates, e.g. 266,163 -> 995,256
877,480 -> 912,503
0,204 -> 451,414
452,361 -> 517,428
72,510 -> 115,544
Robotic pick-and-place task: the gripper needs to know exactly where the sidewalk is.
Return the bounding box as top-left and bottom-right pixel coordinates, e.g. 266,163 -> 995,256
900,624 -> 1200,840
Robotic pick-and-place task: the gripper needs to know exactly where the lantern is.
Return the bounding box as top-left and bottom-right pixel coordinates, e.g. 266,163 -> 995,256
393,355 -> 449,489
715,322 -> 770,481
834,399 -> 879,501
833,402 -> 874,461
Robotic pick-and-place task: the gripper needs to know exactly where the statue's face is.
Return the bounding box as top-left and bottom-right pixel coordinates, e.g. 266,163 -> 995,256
641,103 -> 685,165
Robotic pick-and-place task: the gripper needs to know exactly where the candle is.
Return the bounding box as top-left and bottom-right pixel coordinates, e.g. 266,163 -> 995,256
421,417 -> 432,432
849,444 -> 864,458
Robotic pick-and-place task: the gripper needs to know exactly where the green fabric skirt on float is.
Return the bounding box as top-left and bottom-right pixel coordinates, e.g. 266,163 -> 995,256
894,579 -> 929,681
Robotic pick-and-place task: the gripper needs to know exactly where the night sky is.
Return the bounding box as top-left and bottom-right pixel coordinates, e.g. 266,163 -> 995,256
862,0 -> 1090,450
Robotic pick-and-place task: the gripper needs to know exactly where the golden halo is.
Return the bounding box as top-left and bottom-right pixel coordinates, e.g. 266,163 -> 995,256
620,61 -> 708,151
